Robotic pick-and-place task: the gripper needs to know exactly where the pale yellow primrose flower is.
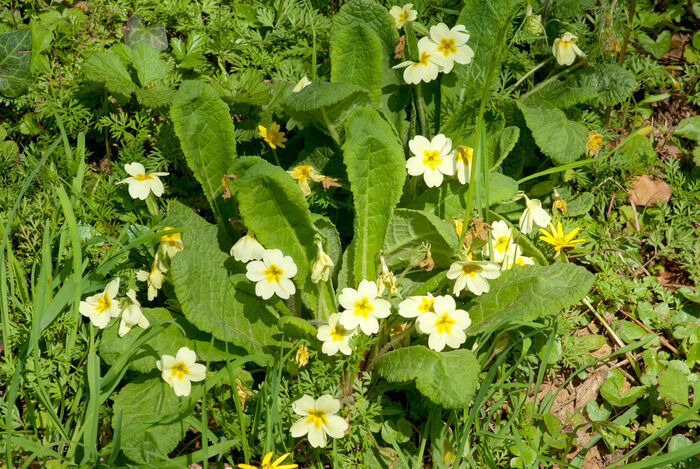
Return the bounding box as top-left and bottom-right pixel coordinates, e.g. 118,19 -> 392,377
292,75 -> 312,93
389,3 -> 417,29
258,122 -> 287,149
398,292 -> 436,318
501,244 -> 535,271
116,162 -> 169,200
79,277 -> 121,329
338,279 -> 391,335
415,295 -> 471,352
287,165 -> 324,197
406,133 -> 455,188
311,237 -> 334,284
552,32 -> 585,66
447,259 -> 501,296
316,313 -> 357,356
519,196 -> 551,235
539,222 -> 586,254
481,220 -> 514,264
118,288 -> 150,337
290,394 -> 348,448
246,248 -> 297,300
393,37 -> 442,84
425,23 -> 474,74
156,346 -> 206,397
137,262 -> 165,301
454,145 -> 473,184
159,227 -> 183,260
238,451 -> 298,469
231,232 -> 265,263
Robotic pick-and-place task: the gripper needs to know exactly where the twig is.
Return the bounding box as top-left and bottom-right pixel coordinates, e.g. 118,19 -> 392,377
619,310 -> 679,355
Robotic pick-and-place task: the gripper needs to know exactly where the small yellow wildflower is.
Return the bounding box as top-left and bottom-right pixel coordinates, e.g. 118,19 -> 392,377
258,122 -> 287,150
238,451 -> 298,469
585,131 -> 603,157
294,345 -> 309,367
539,222 -> 586,254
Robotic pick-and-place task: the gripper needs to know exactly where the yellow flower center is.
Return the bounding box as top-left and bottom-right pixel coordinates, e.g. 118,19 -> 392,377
134,173 -> 154,181
435,313 -> 456,334
398,11 -> 409,23
437,38 -> 457,56
95,294 -> 112,313
305,409 -> 328,428
170,362 -> 189,381
292,165 -> 312,184
515,257 -> 526,266
456,146 -> 473,163
418,297 -> 435,313
161,232 -> 181,245
494,236 -> 510,253
330,324 -> 347,342
353,297 -> 374,318
460,263 -> 481,278
422,149 -> 441,170
558,39 -> 574,49
263,264 -> 284,283
414,51 -> 431,67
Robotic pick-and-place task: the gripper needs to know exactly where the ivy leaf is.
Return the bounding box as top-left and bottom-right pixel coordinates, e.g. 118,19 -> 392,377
124,14 -> 167,51
168,203 -> 280,363
586,400 -> 611,422
516,101 -> 587,164
637,30 -> 672,59
112,377 -> 187,464
340,107 -> 406,286
331,23 -> 383,105
383,209 -> 458,271
465,263 -> 594,335
407,173 -> 519,219
171,80 -> 237,221
375,346 -> 479,409
0,30 -> 33,97
99,308 -> 241,373
658,369 -> 689,406
600,369 -> 646,407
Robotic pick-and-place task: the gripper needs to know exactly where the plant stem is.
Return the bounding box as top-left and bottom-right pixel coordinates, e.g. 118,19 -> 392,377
516,157 -> 595,184
414,83 -> 428,137
507,58 -> 550,93
320,108 -> 341,145
519,61 -> 585,101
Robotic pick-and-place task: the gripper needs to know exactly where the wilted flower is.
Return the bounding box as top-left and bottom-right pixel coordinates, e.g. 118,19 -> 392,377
287,165 -> 324,197
376,254 -> 398,296
586,131 -> 603,157
317,313 -> 356,356
290,394 -> 348,448
294,345 -> 309,367
258,122 -> 287,150
446,259 -> 501,296
292,75 -> 312,92
389,4 -> 417,29
156,346 -> 206,397
79,278 -> 121,329
118,288 -> 150,337
406,133 -> 455,187
246,249 -> 297,300
231,232 -> 265,263
415,295 -> 471,352
424,23 -> 474,74
116,162 -> 169,200
393,37 -> 441,84
519,197 -> 551,235
338,279 -> 391,335
552,32 -> 585,66
539,222 -> 586,255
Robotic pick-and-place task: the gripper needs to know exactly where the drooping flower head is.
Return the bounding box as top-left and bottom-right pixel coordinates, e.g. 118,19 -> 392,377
393,37 -> 441,84
446,259 -> 501,296
116,162 -> 169,200
389,4 -> 417,29
415,295 -> 471,352
292,76 -> 312,93
539,222 -> 586,255
246,249 -> 297,300
231,232 -> 265,263
425,23 -> 474,74
118,288 -> 150,337
156,346 -> 206,397
406,133 -> 455,188
317,313 -> 357,356
79,277 -> 121,329
290,394 -> 348,448
519,196 -> 551,235
338,279 -> 391,335
454,145 -> 473,184
258,122 -> 287,149
311,237 -> 334,284
137,262 -> 165,301
552,32 -> 585,66
159,227 -> 183,260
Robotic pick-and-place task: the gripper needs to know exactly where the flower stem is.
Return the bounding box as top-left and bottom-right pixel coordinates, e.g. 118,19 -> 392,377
145,193 -> 159,216
414,83 -> 428,137
271,148 -> 281,166
320,107 -> 341,145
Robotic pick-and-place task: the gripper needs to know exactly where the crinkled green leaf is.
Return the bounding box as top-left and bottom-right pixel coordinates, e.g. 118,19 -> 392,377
466,263 -> 594,335
0,30 -> 33,97
331,23 -> 382,105
124,14 -> 167,51
341,107 -> 406,286
168,203 -> 280,363
569,63 -> 636,107
83,49 -> 137,99
130,42 -> 170,88
99,308 -> 239,373
516,101 -> 587,164
408,173 -> 518,219
375,346 -> 479,409
383,209 -> 458,271
171,80 -> 237,209
112,377 -> 187,464
659,369 -> 689,406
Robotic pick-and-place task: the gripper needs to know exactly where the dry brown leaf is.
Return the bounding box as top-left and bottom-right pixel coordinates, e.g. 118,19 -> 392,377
628,174 -> 672,206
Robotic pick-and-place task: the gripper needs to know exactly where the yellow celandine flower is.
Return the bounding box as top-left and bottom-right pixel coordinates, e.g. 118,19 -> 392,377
454,145 -> 473,184
156,346 -> 206,397
159,227 -> 184,260
389,3 -> 417,29
287,165 -> 324,197
238,451 -> 298,469
294,345 -> 309,367
539,222 -> 586,254
258,122 -> 287,149
552,32 -> 585,66
290,394 -> 348,448
586,131 -> 603,157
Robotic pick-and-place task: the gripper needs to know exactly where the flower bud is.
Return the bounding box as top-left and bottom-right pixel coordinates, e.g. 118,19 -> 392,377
311,236 -> 334,283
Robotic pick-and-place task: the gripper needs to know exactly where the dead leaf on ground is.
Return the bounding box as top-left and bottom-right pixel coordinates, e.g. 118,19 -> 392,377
628,174 -> 672,206
574,365 -> 609,411
99,158 -> 111,174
